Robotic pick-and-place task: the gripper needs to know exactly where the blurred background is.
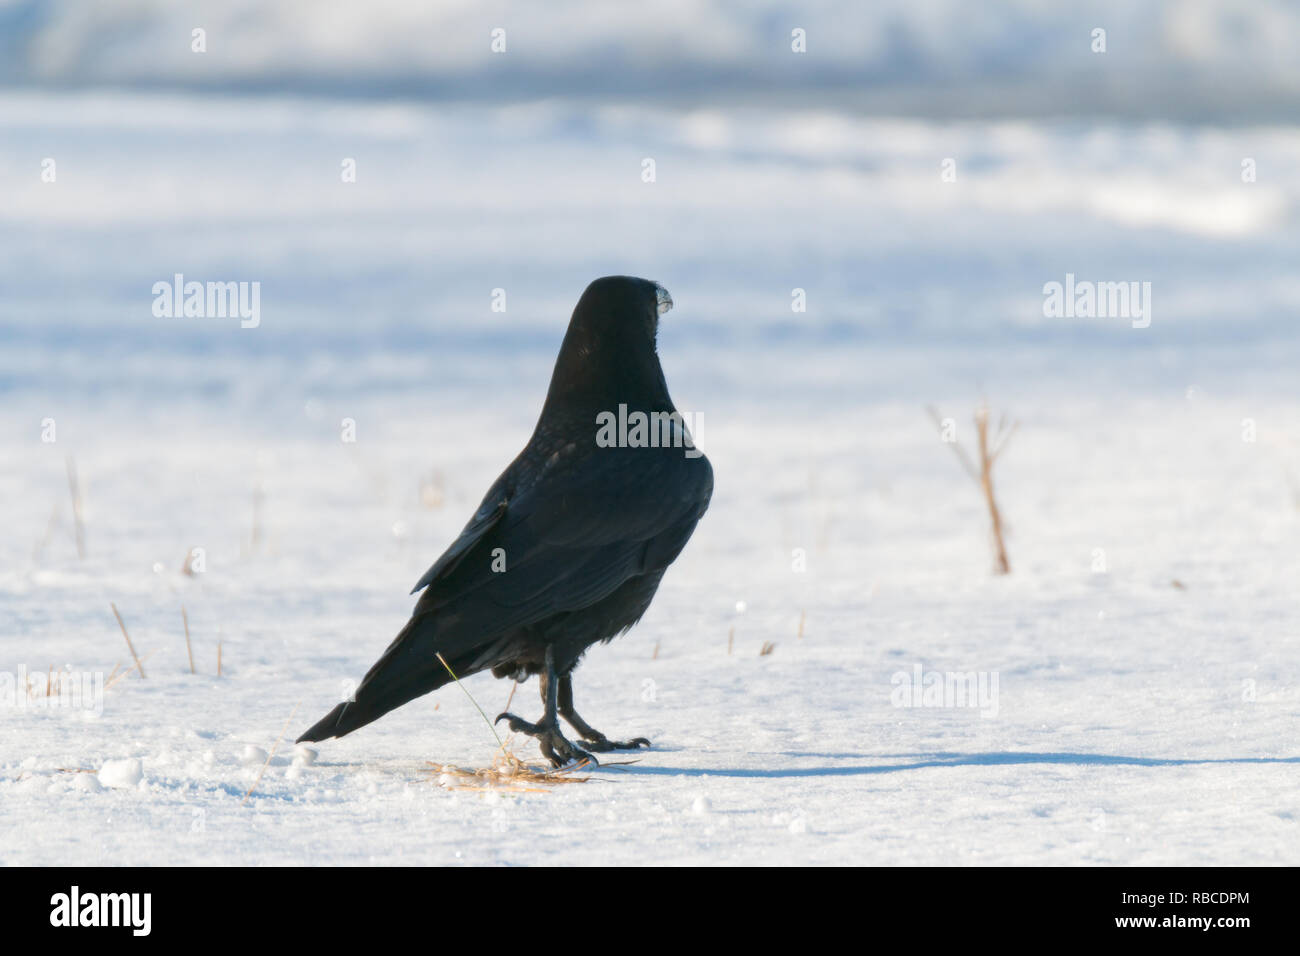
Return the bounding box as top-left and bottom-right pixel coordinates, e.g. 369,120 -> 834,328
5,0 -> 1300,628
3,0 -> 1299,391
4,0 -> 1300,611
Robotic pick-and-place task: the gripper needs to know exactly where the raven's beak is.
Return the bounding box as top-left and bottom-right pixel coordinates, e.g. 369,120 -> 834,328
655,284 -> 673,315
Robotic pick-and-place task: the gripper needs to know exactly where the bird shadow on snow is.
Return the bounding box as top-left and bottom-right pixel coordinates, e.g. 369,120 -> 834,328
612,751 -> 1300,779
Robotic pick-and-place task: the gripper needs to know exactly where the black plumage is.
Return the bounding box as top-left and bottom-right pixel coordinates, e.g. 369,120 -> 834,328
297,276 -> 713,765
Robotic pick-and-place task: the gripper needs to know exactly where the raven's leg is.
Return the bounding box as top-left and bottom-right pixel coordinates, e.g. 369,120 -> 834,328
495,646 -> 597,768
557,673 -> 651,752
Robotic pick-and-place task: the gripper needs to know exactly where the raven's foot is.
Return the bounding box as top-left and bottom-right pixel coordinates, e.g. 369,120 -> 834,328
579,733 -> 651,753
495,712 -> 598,768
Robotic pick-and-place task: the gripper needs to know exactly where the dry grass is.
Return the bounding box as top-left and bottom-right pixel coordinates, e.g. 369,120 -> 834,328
182,605 -> 195,674
241,700 -> 300,805
424,746 -> 600,793
423,655 -> 620,792
104,650 -> 155,692
109,603 -> 146,678
21,665 -> 64,700
436,651 -> 507,759
928,401 -> 1017,575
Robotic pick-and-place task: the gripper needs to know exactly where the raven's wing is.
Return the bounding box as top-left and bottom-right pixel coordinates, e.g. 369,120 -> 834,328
408,486 -> 509,595
413,442 -> 711,627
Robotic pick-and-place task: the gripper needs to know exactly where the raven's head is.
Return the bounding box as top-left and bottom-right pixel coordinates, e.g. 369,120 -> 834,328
545,275 -> 677,412
571,275 -> 672,346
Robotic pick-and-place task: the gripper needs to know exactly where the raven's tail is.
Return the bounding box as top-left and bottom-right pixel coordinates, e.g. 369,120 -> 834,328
296,615 -> 469,744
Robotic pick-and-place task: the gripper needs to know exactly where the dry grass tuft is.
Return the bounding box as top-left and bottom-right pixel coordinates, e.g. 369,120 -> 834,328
423,745 -> 601,793
928,401 -> 1017,575
182,605 -> 195,674
104,651 -> 156,692
424,654 -> 632,792
109,603 -> 146,678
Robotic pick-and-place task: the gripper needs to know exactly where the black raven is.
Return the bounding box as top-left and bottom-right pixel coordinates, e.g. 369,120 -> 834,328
298,276 -> 713,766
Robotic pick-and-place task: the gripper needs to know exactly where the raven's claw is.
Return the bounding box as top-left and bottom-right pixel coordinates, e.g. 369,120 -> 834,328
496,712 -> 598,768
581,735 -> 651,752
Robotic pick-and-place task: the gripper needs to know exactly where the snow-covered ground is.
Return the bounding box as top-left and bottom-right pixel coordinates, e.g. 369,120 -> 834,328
2,90 -> 1299,865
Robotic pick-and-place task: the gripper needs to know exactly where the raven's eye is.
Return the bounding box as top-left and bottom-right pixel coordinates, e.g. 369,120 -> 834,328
654,284 -> 673,315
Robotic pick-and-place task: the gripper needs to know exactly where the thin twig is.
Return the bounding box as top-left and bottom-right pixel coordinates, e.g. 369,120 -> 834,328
109,603 -> 145,678
926,405 -> 980,482
436,652 -> 507,758
991,421 -> 1019,463
182,605 -> 194,674
242,700 -> 300,805
930,403 -> 1016,574
974,406 -> 1011,574
105,650 -> 155,691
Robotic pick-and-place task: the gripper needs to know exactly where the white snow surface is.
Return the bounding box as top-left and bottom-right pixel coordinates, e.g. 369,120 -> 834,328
2,91 -> 1299,866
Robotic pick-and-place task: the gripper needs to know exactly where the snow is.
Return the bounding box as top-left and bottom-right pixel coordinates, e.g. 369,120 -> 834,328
97,758 -> 143,790
2,84 -> 1299,865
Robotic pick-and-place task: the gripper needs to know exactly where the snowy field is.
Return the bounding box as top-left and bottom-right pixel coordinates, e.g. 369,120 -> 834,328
2,87 -> 1300,865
